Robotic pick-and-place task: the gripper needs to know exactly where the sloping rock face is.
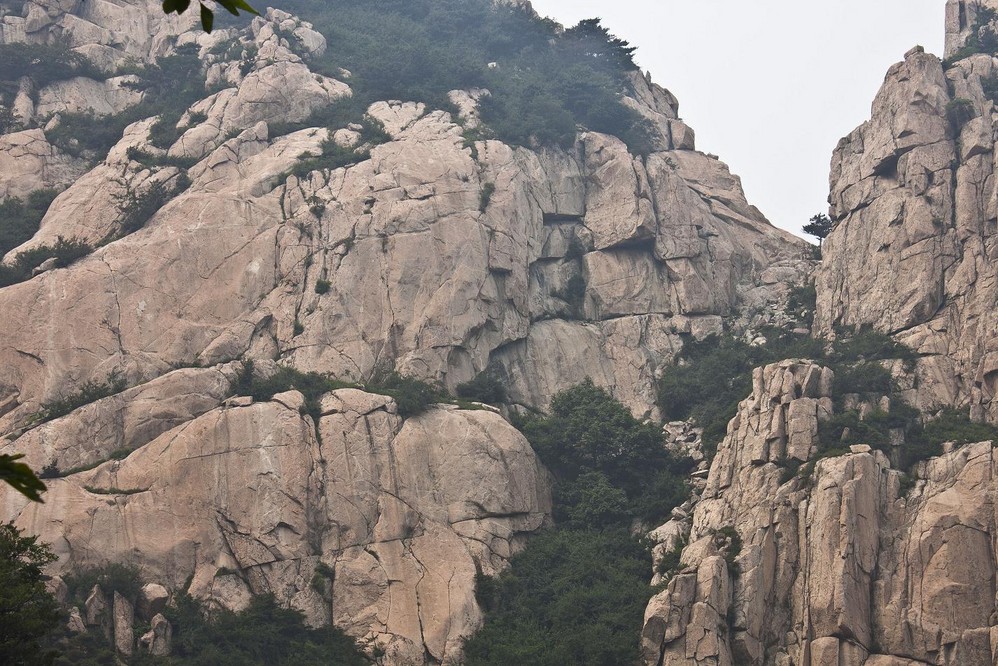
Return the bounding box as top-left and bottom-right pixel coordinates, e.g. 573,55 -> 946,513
0,0 -> 806,663
0,4 -> 804,427
6,388 -> 551,664
640,359 -> 998,666
815,36 -> 998,423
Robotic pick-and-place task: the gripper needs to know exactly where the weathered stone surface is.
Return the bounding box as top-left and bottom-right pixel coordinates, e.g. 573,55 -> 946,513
815,43 -> 998,423
7,391 -> 551,664
113,592 -> 134,655
137,583 -> 169,621
0,129 -> 86,199
642,355 -> 998,665
35,75 -> 144,118
139,613 -> 172,656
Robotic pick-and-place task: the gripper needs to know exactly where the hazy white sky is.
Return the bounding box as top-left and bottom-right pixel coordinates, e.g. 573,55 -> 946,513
528,0 -> 946,238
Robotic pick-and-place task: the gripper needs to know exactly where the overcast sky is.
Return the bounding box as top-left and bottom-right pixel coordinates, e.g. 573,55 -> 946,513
528,0 -> 946,238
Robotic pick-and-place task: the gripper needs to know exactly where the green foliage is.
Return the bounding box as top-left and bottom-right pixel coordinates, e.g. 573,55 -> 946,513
658,326 -> 916,461
658,330 -> 823,458
65,563 -> 143,605
921,407 -> 998,445
655,538 -> 685,576
0,189 -> 58,257
47,46 -> 208,160
276,0 -> 652,154
802,212 -> 832,250
817,405 -> 997,471
40,372 -> 127,422
518,379 -> 689,526
0,454 -> 47,503
54,592 -> 367,665
231,361 -> 350,422
0,236 -> 94,288
115,178 -> 189,237
982,71 -> 998,103
785,282 -> 817,328
0,103 -> 18,134
715,526 -> 742,567
946,97 -> 977,130
162,593 -> 366,665
463,528 -> 656,666
479,181 -> 496,212
314,279 -> 331,294
455,371 -> 507,405
0,523 -> 61,664
367,371 -> 446,419
0,42 -> 101,93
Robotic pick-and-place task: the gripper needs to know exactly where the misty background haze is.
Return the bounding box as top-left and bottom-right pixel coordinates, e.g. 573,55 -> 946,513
529,0 -> 945,239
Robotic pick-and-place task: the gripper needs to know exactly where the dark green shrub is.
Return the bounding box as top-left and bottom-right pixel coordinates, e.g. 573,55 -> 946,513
0,522 -> 60,665
655,538 -> 685,576
39,372 -> 127,422
230,361 -> 354,423
479,181 -> 496,212
947,97 -> 977,130
314,279 -> 331,294
463,528 -> 656,666
116,179 -> 188,236
367,371 -> 445,418
0,235 -> 94,289
47,45 -> 208,160
276,0 -> 653,154
716,526 -> 742,567
919,408 -> 998,446
831,362 -> 893,398
0,189 -> 58,257
456,371 -> 507,405
0,42 -> 101,91
158,593 -> 367,665
65,563 -> 143,605
785,282 -> 816,328
519,378 -> 688,525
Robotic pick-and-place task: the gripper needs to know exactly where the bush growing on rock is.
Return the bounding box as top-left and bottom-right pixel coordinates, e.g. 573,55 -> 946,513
0,236 -> 94,288
0,189 -> 59,257
455,371 -> 507,405
465,381 -> 691,664
279,0 -> 654,153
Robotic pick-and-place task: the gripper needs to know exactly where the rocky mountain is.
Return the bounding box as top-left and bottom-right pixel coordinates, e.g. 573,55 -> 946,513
640,1 -> 998,665
0,0 -> 809,662
4,0 -> 996,664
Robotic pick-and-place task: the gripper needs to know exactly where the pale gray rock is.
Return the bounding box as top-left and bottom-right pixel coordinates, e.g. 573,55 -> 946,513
137,583 -> 169,620
7,391 -> 551,664
816,40 -> 998,423
67,607 -> 87,633
139,613 -> 172,656
35,76 -> 144,119
113,592 -> 134,655
0,129 -> 86,200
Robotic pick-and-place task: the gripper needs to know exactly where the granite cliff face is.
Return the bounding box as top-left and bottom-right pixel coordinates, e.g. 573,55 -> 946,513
641,357 -> 998,666
640,2 -> 998,664
816,8 -> 998,424
0,0 -> 806,662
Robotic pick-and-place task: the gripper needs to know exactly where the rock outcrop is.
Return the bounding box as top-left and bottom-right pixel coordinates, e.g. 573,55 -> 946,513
816,21 -> 998,423
641,359 -> 998,665
8,389 -> 551,663
0,0 -> 812,663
